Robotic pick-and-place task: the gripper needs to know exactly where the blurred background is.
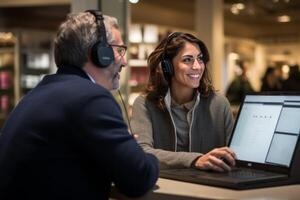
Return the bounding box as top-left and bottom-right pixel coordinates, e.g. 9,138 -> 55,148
0,0 -> 300,127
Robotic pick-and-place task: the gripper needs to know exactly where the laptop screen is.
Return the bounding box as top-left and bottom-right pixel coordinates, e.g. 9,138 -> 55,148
229,95 -> 300,167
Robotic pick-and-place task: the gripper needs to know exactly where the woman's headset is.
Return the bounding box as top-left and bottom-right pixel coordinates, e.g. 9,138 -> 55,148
161,32 -> 182,81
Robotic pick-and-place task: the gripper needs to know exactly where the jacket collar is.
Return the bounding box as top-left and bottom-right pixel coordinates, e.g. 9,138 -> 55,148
56,65 -> 91,81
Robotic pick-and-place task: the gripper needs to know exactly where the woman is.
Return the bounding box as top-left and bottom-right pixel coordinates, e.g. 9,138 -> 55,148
131,32 -> 236,172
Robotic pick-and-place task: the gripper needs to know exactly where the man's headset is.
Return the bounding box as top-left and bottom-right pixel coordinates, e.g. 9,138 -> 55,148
161,32 -> 182,81
86,10 -> 133,135
86,10 -> 114,68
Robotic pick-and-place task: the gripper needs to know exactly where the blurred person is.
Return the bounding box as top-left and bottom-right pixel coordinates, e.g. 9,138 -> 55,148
261,66 -> 282,92
131,32 -> 236,172
226,60 -> 255,105
282,64 -> 300,91
0,10 -> 159,200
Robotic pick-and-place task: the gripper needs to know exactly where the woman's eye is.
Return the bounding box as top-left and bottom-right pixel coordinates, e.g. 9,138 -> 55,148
197,57 -> 204,63
183,57 -> 193,63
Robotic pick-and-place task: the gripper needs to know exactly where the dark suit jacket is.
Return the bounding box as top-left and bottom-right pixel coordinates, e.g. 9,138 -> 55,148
0,66 -> 159,200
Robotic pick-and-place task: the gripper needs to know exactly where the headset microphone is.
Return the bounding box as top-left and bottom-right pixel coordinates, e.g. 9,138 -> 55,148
118,90 -> 133,136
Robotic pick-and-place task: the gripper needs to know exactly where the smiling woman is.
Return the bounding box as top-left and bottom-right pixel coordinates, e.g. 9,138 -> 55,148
171,42 -> 205,103
130,32 -> 236,172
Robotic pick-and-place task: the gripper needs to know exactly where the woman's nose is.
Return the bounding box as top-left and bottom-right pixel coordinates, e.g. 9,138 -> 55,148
192,59 -> 201,69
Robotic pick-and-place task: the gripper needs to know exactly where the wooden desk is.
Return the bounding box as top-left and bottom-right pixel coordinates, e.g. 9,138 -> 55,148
112,178 -> 300,200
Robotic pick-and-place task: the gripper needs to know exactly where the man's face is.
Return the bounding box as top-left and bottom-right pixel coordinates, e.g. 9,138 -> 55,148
103,28 -> 127,90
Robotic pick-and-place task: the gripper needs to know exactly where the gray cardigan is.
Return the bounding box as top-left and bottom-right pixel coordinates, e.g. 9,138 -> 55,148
131,92 -> 234,169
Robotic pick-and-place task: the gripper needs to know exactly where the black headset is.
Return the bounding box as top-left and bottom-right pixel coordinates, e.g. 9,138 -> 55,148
161,32 -> 182,81
86,10 -> 114,68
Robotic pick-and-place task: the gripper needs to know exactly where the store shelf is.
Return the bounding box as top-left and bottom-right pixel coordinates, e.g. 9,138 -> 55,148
0,65 -> 14,71
20,43 -> 52,95
0,47 -> 14,53
129,59 -> 147,67
0,31 -> 20,128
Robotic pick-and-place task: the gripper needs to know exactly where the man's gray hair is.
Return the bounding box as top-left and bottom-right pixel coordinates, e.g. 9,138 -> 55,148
54,12 -> 119,68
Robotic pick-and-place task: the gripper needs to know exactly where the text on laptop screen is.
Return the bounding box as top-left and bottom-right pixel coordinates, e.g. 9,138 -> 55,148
230,95 -> 300,167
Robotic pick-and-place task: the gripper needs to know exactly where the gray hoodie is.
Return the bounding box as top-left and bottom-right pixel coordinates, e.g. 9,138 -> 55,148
131,91 -> 234,169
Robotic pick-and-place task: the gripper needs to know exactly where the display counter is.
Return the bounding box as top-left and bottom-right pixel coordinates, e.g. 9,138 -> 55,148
111,178 -> 300,200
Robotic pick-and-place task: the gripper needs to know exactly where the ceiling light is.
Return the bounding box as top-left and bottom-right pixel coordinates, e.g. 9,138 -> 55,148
277,15 -> 291,23
236,3 -> 245,10
129,0 -> 139,3
231,6 -> 240,15
230,3 -> 245,15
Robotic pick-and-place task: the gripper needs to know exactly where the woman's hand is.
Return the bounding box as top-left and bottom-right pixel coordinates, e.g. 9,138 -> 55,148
193,147 -> 236,172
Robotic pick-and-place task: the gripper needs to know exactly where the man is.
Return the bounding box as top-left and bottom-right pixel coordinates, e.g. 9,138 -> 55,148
226,60 -> 255,106
0,10 -> 159,200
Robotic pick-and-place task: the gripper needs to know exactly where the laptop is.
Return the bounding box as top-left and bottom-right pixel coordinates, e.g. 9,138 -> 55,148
160,94 -> 300,189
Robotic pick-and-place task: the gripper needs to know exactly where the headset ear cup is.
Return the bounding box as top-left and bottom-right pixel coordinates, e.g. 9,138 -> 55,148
161,59 -> 173,81
91,42 -> 114,68
97,45 -> 114,68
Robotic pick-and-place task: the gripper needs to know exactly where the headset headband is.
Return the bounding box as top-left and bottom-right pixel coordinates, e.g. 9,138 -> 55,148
162,32 -> 181,60
86,10 -> 107,45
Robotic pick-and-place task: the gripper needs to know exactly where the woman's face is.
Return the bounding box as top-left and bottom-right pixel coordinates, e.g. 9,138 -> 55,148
171,42 -> 205,91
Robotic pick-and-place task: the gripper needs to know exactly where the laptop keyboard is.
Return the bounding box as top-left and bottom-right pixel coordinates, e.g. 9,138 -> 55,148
160,167 -> 288,189
227,168 -> 270,179
161,168 -> 277,180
